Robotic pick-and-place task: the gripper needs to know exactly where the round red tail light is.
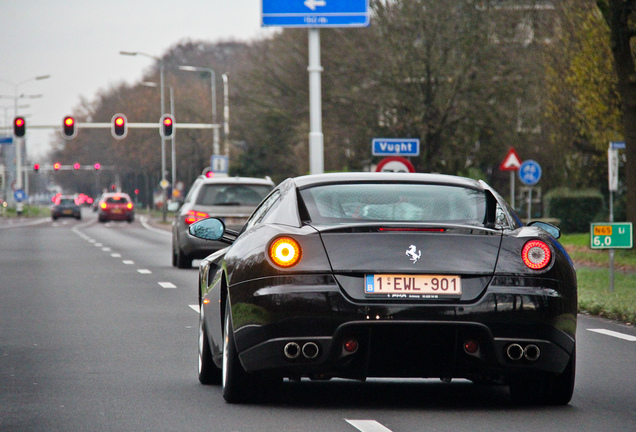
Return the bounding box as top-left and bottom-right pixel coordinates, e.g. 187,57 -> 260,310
343,339 -> 359,353
522,240 -> 552,270
269,237 -> 302,268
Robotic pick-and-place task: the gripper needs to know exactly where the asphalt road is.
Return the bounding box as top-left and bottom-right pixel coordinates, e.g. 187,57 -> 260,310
1,210 -> 635,432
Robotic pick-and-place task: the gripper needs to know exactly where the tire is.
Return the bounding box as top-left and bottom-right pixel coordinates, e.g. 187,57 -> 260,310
175,247 -> 192,269
198,306 -> 222,385
222,298 -> 253,403
509,347 -> 576,406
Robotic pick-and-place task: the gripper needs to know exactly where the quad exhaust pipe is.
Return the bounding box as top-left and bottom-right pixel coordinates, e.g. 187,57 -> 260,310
506,343 -> 541,361
284,342 -> 320,360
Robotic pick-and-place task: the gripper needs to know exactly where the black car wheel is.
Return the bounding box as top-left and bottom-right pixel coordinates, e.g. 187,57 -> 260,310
198,306 -> 221,385
509,346 -> 576,405
175,247 -> 192,269
222,298 -> 253,403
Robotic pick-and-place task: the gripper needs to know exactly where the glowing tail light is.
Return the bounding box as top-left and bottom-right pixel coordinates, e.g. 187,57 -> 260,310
126,203 -> 133,210
522,240 -> 552,270
269,237 -> 302,268
184,210 -> 210,225
100,203 -> 107,209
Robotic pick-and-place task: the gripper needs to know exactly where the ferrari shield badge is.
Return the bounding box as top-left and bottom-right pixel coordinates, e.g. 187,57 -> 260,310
406,245 -> 421,263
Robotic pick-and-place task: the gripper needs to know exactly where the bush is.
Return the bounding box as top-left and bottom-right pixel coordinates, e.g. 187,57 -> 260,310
544,188 -> 604,233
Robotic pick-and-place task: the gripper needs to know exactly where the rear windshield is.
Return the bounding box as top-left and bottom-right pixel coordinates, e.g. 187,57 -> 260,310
196,184 -> 273,206
58,198 -> 76,205
106,196 -> 129,204
299,183 -> 487,225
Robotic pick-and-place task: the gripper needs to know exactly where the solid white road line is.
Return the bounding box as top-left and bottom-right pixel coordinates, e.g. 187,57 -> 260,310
588,328 -> 636,342
346,420 -> 393,432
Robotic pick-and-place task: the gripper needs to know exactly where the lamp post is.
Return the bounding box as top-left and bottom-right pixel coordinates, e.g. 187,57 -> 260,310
121,51 -> 168,220
142,82 -> 176,199
179,65 -> 220,156
0,74 -> 50,207
222,73 -> 230,158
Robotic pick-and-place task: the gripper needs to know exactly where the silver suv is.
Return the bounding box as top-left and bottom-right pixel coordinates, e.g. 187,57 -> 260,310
171,175 -> 275,268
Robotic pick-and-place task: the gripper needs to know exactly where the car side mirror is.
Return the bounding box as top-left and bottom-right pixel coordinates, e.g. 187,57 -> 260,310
189,218 -> 239,244
528,221 -> 561,239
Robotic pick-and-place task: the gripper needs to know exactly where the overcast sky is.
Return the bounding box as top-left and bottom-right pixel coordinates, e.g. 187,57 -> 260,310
0,0 -> 276,158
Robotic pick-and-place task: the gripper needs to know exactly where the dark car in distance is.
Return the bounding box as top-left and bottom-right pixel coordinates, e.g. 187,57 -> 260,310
51,195 -> 82,220
171,175 -> 275,268
189,172 -> 577,405
97,192 -> 135,223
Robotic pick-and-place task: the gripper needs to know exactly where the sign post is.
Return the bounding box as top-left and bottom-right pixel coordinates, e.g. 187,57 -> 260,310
499,148 -> 521,206
590,222 -> 633,292
262,1 -> 370,175
518,160 -> 542,221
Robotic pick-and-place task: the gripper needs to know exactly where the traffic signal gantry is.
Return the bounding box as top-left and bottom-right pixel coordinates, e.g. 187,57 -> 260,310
31,162 -> 111,172
11,114 -> 217,140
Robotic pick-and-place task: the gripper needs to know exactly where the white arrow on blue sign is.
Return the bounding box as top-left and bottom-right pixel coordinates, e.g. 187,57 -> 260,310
372,138 -> 420,156
518,160 -> 542,186
262,0 -> 370,27
14,189 -> 27,202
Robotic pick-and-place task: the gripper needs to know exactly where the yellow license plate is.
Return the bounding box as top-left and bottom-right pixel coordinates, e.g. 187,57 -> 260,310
365,274 -> 461,299
62,210 -> 73,214
112,208 -> 122,214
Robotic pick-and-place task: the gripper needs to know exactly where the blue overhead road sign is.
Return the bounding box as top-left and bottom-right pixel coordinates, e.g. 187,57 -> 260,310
262,0 -> 370,27
0,136 -> 13,145
372,138 -> 420,156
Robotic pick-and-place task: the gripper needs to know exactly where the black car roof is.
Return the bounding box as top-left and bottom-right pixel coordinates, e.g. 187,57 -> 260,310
290,172 -> 485,190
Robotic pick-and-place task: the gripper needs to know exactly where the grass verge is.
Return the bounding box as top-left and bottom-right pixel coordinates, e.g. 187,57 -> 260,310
561,233 -> 635,325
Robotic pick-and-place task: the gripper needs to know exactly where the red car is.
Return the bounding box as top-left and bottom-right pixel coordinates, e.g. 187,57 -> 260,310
98,192 -> 135,223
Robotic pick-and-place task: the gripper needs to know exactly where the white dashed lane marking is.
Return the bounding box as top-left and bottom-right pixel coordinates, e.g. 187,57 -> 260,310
588,328 -> 636,342
137,269 -> 152,274
159,282 -> 177,289
346,420 -> 393,432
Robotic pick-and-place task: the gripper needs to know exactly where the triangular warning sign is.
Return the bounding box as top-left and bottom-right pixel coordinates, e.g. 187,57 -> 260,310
500,148 -> 521,171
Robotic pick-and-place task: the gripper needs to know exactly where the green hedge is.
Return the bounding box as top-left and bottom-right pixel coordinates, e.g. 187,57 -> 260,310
544,188 -> 604,233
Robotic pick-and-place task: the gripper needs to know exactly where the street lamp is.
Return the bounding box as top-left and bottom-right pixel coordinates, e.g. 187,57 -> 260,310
121,51 -> 168,220
179,65 -> 220,156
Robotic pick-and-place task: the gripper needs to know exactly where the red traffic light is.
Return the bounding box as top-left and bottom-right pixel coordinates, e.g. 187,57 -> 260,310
63,116 -> 77,139
160,114 -> 174,138
111,113 -> 128,139
14,117 -> 26,137
33,163 -> 40,172
94,162 -> 101,170
73,163 -> 81,170
53,162 -> 61,171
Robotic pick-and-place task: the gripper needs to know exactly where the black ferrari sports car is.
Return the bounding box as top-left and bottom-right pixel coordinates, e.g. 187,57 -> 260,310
190,172 -> 577,405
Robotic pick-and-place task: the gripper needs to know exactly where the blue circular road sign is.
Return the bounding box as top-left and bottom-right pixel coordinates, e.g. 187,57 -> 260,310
518,160 -> 542,186
14,189 -> 27,202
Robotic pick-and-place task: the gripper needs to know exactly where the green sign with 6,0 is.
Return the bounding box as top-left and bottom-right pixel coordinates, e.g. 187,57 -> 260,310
590,222 -> 633,249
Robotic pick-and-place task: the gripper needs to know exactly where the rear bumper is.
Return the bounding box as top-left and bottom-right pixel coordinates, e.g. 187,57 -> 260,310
221,274 -> 576,381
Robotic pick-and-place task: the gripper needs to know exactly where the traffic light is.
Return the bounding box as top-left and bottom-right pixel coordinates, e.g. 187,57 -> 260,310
53,162 -> 61,171
110,184 -> 116,191
74,163 -> 81,170
160,114 -> 174,138
94,162 -> 101,171
34,163 -> 40,172
111,113 -> 128,139
13,117 -> 25,137
63,116 -> 77,139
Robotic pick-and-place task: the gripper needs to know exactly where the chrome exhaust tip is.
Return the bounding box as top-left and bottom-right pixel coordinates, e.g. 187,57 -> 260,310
284,342 -> 301,359
524,344 -> 541,361
506,343 -> 524,361
302,342 -> 319,359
